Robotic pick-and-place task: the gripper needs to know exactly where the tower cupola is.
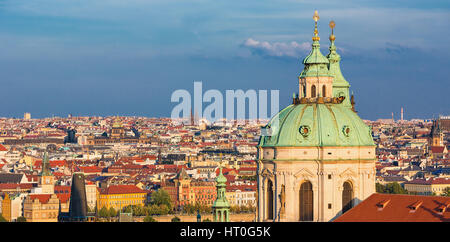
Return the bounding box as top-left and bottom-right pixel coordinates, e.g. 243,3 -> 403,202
299,11 -> 333,99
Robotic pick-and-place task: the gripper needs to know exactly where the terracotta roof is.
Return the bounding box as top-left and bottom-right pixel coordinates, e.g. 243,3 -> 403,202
334,193 -> 450,222
100,185 -> 146,195
0,144 -> 7,151
0,183 -> 33,191
56,193 -> 70,203
29,194 -> 52,204
431,146 -> 446,154
404,178 -> 450,185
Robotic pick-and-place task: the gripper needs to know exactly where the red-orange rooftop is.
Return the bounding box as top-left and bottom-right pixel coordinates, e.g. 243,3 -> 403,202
334,193 -> 450,222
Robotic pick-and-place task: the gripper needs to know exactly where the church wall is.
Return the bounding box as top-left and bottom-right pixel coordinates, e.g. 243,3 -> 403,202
258,146 -> 376,222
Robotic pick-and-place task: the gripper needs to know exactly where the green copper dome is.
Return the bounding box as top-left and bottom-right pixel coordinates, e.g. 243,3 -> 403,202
258,103 -> 375,147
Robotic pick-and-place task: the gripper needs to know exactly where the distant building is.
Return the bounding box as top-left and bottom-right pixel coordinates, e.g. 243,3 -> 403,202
404,178 -> 450,195
162,168 -> 216,207
24,113 -> 31,120
1,192 -> 27,222
97,185 -> 147,211
23,194 -> 59,222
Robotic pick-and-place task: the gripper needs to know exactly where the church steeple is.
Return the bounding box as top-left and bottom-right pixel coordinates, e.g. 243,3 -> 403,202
40,152 -> 52,177
212,166 -> 230,222
39,152 -> 55,194
299,11 -> 333,99
326,20 -> 351,107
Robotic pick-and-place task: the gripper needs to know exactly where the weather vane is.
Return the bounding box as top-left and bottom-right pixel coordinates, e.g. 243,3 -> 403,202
312,10 -> 320,41
329,20 -> 336,41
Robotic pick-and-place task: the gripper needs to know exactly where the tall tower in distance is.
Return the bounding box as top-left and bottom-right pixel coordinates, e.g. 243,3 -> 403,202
24,112 -> 31,120
401,107 -> 404,122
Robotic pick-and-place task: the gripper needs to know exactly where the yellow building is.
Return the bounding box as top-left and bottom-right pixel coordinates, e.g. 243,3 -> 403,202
225,189 -> 237,206
2,193 -> 12,221
1,192 -> 27,222
404,178 -> 450,195
97,185 -> 147,211
23,194 -> 60,222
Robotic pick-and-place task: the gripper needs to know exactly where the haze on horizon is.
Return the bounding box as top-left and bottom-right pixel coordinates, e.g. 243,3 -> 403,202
0,0 -> 449,120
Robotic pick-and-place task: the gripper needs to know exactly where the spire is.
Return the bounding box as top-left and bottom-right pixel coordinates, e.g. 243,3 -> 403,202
40,152 -> 52,176
212,164 -> 230,222
327,20 -> 349,88
300,11 -> 329,78
312,10 -> 320,42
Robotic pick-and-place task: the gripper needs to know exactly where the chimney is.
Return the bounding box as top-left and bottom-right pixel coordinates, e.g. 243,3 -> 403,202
376,199 -> 390,211
408,201 -> 423,212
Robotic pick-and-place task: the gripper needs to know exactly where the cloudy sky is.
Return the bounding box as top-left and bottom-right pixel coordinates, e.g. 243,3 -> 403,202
0,0 -> 449,120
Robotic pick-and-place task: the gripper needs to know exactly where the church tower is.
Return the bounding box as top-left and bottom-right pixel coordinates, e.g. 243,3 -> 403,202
429,119 -> 444,147
257,11 -> 376,222
212,166 -> 230,222
39,152 -> 55,194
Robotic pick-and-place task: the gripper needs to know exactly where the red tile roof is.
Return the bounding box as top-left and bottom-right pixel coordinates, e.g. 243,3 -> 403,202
29,194 -> 52,204
56,193 -> 70,203
404,177 -> 450,185
334,193 -> 450,222
0,183 -> 33,191
431,146 -> 447,154
0,144 -> 7,151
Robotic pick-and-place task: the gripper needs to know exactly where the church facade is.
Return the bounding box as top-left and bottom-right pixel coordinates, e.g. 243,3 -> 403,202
256,11 -> 376,222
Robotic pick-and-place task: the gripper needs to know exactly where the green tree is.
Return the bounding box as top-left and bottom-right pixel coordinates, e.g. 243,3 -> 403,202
144,215 -> 157,222
108,207 -> 117,218
171,216 -> 181,222
386,182 -> 407,194
375,183 -> 385,193
0,213 -> 7,222
151,189 -> 173,210
442,187 -> 450,197
203,218 -> 212,222
16,216 -> 26,222
98,207 -> 109,218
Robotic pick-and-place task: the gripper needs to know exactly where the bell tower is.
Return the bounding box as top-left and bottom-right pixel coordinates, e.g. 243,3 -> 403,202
39,152 -> 55,194
299,10 -> 333,99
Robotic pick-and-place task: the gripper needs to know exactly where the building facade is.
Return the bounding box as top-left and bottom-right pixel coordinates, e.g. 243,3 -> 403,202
97,185 -> 147,211
23,194 -> 60,222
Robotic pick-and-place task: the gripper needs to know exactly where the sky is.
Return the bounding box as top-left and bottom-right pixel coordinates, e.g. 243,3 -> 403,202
0,0 -> 449,120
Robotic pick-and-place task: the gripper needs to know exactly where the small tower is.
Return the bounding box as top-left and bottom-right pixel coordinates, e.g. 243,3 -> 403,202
430,119 -> 444,147
326,20 -> 351,107
298,10 -> 333,99
39,152 -> 55,194
68,172 -> 88,221
212,166 -> 230,222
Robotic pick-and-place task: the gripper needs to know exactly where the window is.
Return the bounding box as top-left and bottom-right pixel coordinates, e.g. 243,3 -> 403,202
322,85 -> 326,97
299,181 -> 313,221
342,181 -> 353,214
311,85 -> 316,98
267,180 -> 274,220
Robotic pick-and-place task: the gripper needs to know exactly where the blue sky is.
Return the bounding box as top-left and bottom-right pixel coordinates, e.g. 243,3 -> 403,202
0,0 -> 449,120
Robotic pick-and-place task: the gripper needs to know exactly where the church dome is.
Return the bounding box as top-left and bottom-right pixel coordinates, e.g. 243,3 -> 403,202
258,103 -> 375,147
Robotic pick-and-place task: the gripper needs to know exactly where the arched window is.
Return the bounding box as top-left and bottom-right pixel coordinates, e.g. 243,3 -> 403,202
322,85 -> 326,97
267,180 -> 273,220
311,85 -> 316,98
342,181 -> 353,214
299,181 -> 313,221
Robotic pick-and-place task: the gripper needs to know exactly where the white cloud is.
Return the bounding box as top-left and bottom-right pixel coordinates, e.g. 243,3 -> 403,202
243,38 -> 310,57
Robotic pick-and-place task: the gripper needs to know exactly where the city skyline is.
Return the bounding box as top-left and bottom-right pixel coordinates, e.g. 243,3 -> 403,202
0,0 -> 449,120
